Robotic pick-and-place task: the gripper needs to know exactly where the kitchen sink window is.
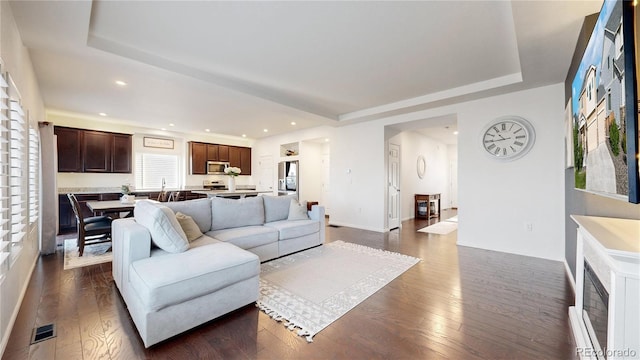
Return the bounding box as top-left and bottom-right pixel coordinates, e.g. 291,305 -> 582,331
135,153 -> 180,190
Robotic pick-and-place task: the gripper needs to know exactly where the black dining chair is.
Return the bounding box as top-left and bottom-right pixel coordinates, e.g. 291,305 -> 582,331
67,194 -> 113,256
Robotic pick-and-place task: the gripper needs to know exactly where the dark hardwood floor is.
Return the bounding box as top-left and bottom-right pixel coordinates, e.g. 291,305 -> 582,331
2,209 -> 578,359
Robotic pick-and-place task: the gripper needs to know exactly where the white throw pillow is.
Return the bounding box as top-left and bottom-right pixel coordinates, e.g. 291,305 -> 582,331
287,199 -> 309,221
134,200 -> 189,253
175,212 -> 203,242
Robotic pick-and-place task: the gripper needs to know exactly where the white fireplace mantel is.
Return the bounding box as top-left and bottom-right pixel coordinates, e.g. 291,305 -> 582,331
570,215 -> 640,360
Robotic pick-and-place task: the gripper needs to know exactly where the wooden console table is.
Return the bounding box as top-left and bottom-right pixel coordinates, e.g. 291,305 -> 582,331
414,194 -> 440,219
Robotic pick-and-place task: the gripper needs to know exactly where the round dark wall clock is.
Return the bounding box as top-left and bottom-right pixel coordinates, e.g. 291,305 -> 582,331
481,116 -> 535,161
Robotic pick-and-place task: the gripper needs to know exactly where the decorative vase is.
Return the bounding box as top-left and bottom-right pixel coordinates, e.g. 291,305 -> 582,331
228,176 -> 236,192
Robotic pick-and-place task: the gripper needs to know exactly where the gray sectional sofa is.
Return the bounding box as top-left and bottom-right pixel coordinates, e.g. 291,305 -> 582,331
112,195 -> 325,347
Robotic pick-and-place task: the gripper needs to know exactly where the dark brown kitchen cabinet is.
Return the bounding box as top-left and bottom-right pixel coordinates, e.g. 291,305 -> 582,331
206,144 -> 219,161
189,141 -> 251,175
228,146 -> 252,175
54,126 -> 132,173
190,142 -> 207,175
54,127 -> 83,172
228,146 -> 241,169
239,147 -> 251,175
83,130 -> 112,172
218,145 -> 229,161
112,134 -> 132,173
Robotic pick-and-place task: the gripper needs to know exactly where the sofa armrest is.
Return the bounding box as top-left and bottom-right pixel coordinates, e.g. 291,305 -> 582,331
308,205 -> 326,244
112,218 -> 151,292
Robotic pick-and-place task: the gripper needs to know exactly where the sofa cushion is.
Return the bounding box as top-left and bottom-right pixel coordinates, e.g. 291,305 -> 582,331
264,219 -> 320,240
163,198 -> 212,233
287,200 -> 309,220
175,212 -> 203,242
211,196 -> 265,230
134,200 -> 189,253
263,195 -> 297,223
206,226 -> 278,249
129,242 -> 259,311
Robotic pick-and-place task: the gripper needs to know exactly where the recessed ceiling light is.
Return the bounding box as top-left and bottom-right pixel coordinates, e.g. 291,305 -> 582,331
325,138 -> 330,142
454,131 -> 459,135
291,122 -> 296,125
99,112 -> 107,117
169,123 -> 175,127
115,80 -> 127,86
263,129 -> 268,132
161,128 -> 167,131
205,129 -> 210,132
242,134 -> 247,138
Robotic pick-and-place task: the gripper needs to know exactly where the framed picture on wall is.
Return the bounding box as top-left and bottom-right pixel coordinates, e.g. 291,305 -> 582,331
143,136 -> 174,149
570,0 -> 640,203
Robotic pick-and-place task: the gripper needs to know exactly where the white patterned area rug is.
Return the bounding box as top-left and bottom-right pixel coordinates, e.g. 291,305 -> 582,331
444,215 -> 458,223
63,239 -> 112,270
257,240 -> 420,342
417,221 -> 458,235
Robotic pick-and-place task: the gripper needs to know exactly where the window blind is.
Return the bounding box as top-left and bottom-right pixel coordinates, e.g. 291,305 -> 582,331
135,153 -> 179,190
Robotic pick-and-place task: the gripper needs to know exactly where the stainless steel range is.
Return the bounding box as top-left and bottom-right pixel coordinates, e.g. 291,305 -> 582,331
202,180 -> 256,191
202,180 -> 227,190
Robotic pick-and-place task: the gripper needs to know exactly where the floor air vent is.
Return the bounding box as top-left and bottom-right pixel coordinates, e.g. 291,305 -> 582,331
31,324 -> 56,344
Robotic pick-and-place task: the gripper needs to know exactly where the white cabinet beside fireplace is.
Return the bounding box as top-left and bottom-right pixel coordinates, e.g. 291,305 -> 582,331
570,215 -> 640,360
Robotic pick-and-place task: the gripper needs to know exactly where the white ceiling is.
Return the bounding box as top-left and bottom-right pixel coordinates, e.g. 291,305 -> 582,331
8,0 -> 602,140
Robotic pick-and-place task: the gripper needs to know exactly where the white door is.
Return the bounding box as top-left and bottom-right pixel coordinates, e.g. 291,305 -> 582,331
388,143 -> 400,230
258,155 -> 274,193
322,154 -> 330,215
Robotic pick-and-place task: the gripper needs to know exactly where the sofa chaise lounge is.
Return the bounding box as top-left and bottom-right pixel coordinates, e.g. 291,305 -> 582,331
112,195 -> 325,347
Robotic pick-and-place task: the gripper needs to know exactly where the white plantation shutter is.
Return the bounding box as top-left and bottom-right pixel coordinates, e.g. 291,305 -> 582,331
28,126 -> 38,224
9,99 -> 26,252
135,153 -> 179,189
0,73 -> 9,277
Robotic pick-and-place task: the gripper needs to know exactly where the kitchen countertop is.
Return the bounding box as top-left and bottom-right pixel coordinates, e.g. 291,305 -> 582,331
192,190 -> 273,198
58,187 -> 207,194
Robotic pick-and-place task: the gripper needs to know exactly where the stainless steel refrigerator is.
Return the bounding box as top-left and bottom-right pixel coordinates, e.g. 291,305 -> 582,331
278,160 -> 298,199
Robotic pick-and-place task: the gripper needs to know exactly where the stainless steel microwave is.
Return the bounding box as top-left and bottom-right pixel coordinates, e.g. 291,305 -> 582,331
207,161 -> 229,174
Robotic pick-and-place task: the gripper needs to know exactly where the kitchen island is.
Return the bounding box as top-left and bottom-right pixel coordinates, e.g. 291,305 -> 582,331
191,190 -> 273,198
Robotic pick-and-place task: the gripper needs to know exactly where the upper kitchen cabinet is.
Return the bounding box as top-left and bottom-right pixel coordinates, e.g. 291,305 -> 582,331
218,145 -> 229,162
54,126 -> 83,172
239,147 -> 251,175
54,126 -> 132,173
206,144 -> 219,161
188,141 -> 251,175
190,142 -> 207,175
83,130 -> 112,172
112,134 -> 132,173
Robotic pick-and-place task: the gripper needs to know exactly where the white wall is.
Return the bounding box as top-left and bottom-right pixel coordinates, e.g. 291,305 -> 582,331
456,85 -> 565,260
330,84 -> 566,261
0,1 -> 46,355
329,121 -> 386,231
389,131 -> 451,221
447,144 -> 458,208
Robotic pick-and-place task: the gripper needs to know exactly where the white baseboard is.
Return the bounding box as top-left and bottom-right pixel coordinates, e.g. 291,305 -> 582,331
564,259 -> 576,296
327,221 -> 386,233
0,254 -> 39,357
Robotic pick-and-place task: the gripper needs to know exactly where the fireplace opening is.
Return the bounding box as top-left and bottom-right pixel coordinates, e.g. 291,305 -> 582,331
582,260 -> 609,358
